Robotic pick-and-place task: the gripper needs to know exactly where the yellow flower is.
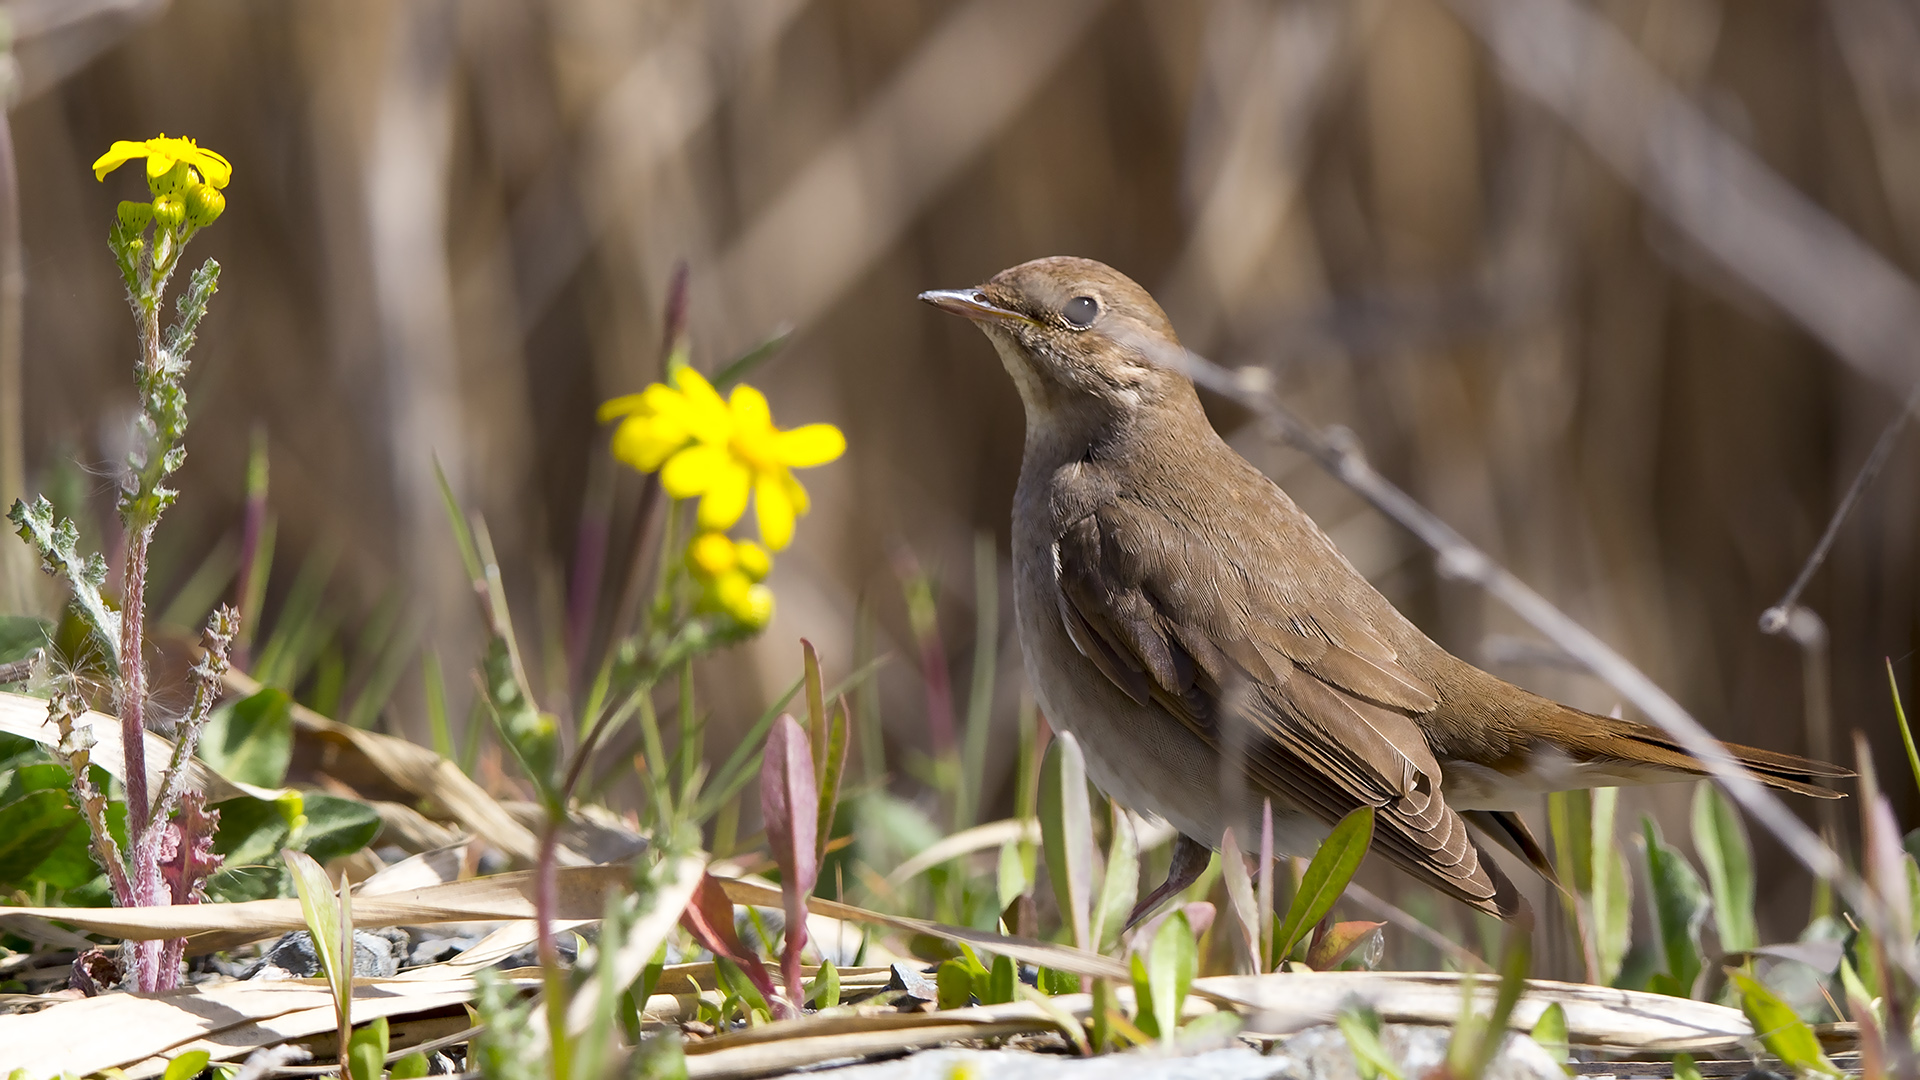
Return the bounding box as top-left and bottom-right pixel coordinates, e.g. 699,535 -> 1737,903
599,367 -> 844,551
685,531 -> 774,627
92,135 -> 233,189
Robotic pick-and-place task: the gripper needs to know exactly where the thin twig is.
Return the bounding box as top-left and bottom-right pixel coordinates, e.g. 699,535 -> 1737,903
1760,383 -> 1920,634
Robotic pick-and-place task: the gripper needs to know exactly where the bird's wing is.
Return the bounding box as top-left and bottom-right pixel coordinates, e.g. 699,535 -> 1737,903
1053,504 -> 1521,918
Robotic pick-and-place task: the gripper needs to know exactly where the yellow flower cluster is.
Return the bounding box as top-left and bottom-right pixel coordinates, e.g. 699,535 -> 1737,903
600,365 -> 843,629
92,135 -> 232,230
686,532 -> 774,627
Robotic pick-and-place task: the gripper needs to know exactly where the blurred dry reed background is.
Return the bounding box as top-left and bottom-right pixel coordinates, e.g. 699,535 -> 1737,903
3,0 -> 1917,975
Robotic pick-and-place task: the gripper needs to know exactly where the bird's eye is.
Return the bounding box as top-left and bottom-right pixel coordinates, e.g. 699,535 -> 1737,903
1063,295 -> 1098,328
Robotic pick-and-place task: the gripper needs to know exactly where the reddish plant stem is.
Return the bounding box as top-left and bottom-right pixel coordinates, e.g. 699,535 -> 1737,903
118,295 -> 166,992
535,815 -> 569,1077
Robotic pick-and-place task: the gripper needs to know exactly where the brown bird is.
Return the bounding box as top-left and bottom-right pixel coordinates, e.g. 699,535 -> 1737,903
920,256 -> 1848,923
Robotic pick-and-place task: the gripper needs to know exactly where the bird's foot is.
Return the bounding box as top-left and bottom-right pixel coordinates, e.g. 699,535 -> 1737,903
1124,832 -> 1213,930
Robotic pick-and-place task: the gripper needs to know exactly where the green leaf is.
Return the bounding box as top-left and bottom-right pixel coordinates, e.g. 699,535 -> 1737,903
1091,804 -> 1139,955
24,793 -> 120,893
1129,952 -> 1157,1039
1145,911 -> 1197,1044
1531,1001 -> 1569,1065
1219,828 -> 1259,972
199,688 -> 293,787
347,1016 -> 389,1080
936,958 -> 973,1010
712,956 -> 768,1015
1731,971 -> 1840,1076
1546,789 -> 1592,895
1589,788 -> 1630,986
162,1049 -> 212,1080
0,788 -> 80,884
298,792 -> 381,864
1276,806 -> 1375,961
955,943 -> 991,1002
1672,1054 -> 1703,1080
1039,732 -> 1093,951
390,1051 -> 431,1079
997,836 -> 1033,915
1693,784 -> 1758,953
1039,966 -> 1081,995
1337,1003 -> 1405,1080
806,958 -> 840,1009
208,793 -> 297,900
988,954 -> 1016,1005
282,849 -> 344,993
1642,816 -> 1708,996
709,328 -> 791,391
0,615 -> 49,665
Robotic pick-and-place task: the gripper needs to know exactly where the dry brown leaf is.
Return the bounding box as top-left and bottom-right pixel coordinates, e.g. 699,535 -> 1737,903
0,973 -> 539,1076
223,670 -> 542,863
0,690 -> 272,804
1203,971 -> 1758,1052
355,842 -> 471,897
715,877 -> 1129,982
0,865 -> 629,949
683,1019 -> 1053,1078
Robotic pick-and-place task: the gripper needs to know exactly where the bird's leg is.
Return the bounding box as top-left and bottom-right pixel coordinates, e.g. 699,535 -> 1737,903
1125,833 -> 1213,930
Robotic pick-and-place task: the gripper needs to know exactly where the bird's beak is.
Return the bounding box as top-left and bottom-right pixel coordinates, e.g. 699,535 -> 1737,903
918,288 -> 1031,326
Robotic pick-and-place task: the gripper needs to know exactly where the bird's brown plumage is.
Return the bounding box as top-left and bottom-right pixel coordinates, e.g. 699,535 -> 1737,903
921,256 -> 1848,920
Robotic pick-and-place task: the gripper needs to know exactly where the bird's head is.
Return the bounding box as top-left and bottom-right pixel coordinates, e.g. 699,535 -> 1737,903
920,256 -> 1195,427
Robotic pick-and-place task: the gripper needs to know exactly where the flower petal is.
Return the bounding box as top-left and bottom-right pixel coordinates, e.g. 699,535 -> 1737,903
772,423 -> 846,468
611,418 -> 686,473
660,444 -> 730,497
147,151 -> 178,179
673,367 -> 732,444
186,146 -> 233,188
754,471 -> 797,551
728,385 -> 773,434
697,460 -> 752,530
784,472 -> 812,517
597,393 -> 650,423
92,142 -> 150,181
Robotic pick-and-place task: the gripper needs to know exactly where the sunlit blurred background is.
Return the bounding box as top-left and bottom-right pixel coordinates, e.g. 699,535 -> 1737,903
5,0 -> 1918,975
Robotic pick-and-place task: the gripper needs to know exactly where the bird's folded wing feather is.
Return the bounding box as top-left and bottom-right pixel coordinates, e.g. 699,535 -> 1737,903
1053,503 -> 1518,916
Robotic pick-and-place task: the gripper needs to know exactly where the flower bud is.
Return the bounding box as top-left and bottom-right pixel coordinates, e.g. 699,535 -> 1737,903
687,532 -> 736,578
117,201 -> 152,234
735,539 -> 771,581
716,572 -> 773,628
148,159 -> 197,197
151,194 -> 185,232
148,160 -> 193,197
185,184 -> 225,227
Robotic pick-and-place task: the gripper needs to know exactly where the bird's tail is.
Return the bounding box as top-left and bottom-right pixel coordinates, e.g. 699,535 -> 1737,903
1544,708 -> 1852,799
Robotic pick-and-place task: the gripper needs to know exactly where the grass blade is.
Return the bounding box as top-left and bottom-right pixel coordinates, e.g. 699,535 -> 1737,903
1887,659 -> 1920,799
1692,783 -> 1758,954
1092,804 -> 1139,955
1040,730 -> 1093,951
